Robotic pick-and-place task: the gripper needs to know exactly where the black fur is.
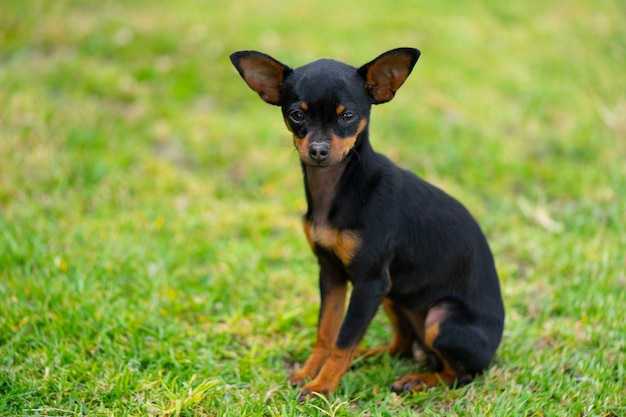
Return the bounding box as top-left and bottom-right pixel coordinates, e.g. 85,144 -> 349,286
230,48 -> 505,399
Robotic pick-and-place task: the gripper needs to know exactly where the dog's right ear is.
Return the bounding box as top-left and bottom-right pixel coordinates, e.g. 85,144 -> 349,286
230,51 -> 293,106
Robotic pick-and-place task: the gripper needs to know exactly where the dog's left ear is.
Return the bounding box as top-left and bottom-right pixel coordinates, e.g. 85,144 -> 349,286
357,48 -> 420,104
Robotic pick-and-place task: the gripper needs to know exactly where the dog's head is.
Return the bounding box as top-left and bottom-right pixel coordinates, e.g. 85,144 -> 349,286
230,48 -> 419,167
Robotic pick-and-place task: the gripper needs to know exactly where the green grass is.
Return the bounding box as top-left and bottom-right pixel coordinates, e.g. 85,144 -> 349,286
1,0 -> 625,415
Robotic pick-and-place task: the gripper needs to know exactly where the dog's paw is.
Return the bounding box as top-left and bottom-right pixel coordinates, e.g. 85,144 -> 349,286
390,373 -> 440,393
391,371 -> 472,393
288,370 -> 312,388
297,381 -> 331,402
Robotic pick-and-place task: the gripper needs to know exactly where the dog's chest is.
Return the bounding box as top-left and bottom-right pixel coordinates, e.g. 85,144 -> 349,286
303,220 -> 361,266
303,165 -> 361,266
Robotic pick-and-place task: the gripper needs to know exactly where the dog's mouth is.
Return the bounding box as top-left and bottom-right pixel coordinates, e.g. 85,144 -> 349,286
300,154 -> 349,168
303,159 -> 333,167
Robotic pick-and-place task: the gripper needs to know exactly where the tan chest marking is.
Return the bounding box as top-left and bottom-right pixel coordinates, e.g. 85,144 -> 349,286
303,220 -> 361,266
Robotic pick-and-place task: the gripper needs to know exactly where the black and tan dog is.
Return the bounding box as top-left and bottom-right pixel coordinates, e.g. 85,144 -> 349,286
230,48 -> 505,400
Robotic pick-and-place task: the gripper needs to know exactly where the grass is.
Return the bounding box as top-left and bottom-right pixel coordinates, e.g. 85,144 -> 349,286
1,0 -> 625,415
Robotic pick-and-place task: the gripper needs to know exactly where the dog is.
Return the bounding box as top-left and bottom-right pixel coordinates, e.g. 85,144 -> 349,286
230,47 -> 505,401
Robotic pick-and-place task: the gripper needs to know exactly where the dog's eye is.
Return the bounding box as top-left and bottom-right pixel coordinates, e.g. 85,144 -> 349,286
289,110 -> 305,123
340,111 -> 356,122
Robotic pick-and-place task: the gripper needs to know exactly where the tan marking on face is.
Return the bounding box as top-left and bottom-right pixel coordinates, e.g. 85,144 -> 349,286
329,118 -> 368,161
336,104 -> 346,115
300,102 -> 309,111
293,118 -> 367,166
307,223 -> 361,265
293,132 -> 311,161
284,117 -> 293,132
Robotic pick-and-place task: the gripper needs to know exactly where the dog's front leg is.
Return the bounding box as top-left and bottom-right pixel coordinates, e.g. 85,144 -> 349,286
289,267 -> 347,388
299,277 -> 388,400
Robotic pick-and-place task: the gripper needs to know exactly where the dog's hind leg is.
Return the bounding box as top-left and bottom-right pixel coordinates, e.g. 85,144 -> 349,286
391,301 -> 496,392
357,298 -> 416,358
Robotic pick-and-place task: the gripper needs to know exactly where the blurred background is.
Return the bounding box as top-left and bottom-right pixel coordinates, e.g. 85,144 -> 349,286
1,0 -> 624,415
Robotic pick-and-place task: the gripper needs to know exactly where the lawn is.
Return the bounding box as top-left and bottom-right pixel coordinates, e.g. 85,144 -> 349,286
1,0 -> 625,415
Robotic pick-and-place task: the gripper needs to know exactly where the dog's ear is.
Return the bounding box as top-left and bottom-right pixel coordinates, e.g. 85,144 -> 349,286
230,51 -> 293,105
357,48 -> 420,104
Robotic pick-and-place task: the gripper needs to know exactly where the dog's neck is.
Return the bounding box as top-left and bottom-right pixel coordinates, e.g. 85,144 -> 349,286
303,163 -> 346,225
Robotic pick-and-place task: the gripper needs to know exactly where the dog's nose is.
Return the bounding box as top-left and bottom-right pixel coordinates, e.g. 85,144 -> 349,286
308,142 -> 330,162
